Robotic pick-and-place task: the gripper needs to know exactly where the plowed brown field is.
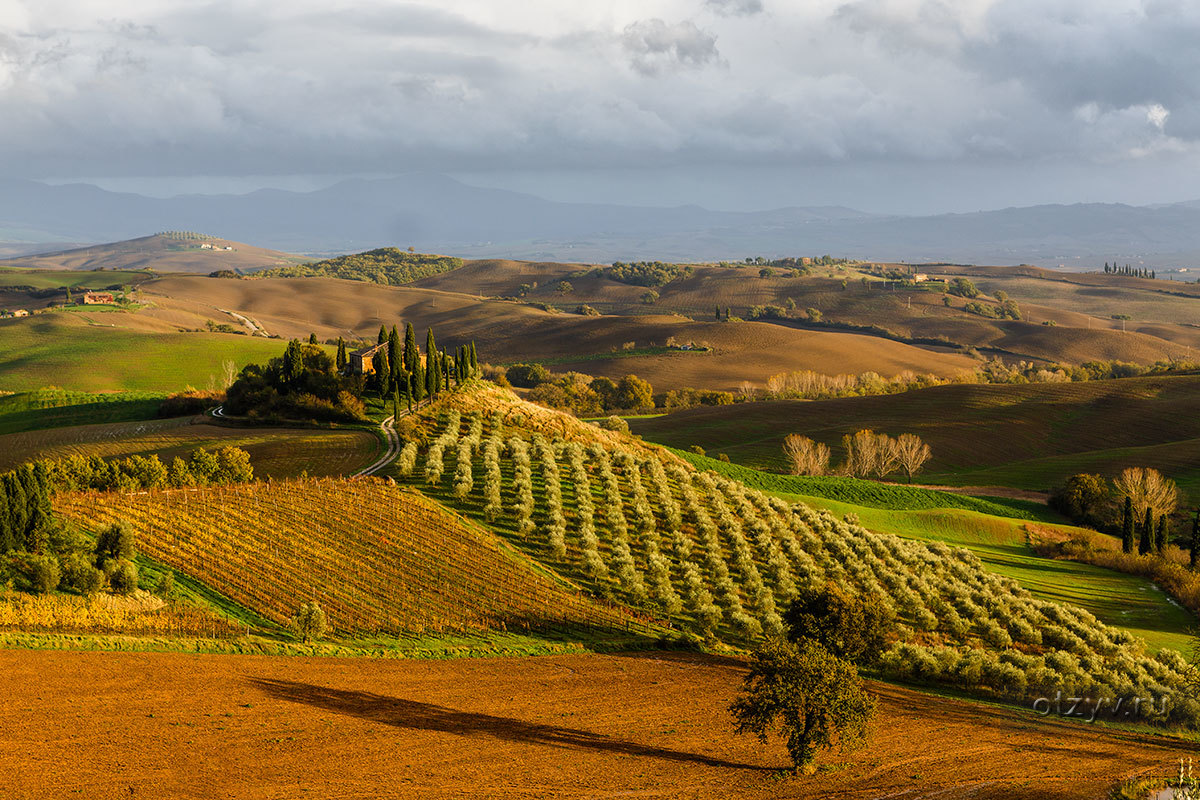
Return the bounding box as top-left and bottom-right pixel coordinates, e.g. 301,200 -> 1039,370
0,649 -> 1190,799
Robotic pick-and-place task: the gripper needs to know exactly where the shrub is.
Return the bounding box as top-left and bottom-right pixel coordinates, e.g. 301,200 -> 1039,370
28,555 -> 61,594
293,601 -> 328,643
108,558 -> 139,595
599,416 -> 630,434
62,553 -> 104,595
94,521 -> 135,566
154,569 -> 178,602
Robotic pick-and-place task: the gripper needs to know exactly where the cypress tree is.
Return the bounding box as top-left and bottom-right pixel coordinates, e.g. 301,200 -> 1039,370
284,339 -> 304,385
407,372 -> 415,411
0,477 -> 12,554
724,306 -> 731,321
388,326 -> 401,372
425,329 -> 438,397
372,348 -> 391,395
308,332 -> 318,345
1121,496 -> 1134,553
1191,509 -> 1199,570
5,473 -> 27,551
403,323 -> 419,373
335,337 -> 347,370
442,352 -> 451,391
1156,514 -> 1168,554
377,324 -> 387,345
1139,507 -> 1154,554
26,462 -> 51,547
469,341 -> 478,373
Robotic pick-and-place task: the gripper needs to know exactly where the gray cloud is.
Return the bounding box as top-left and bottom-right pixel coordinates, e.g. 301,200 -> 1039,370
0,0 -> 1194,199
705,0 -> 764,17
621,18 -> 721,76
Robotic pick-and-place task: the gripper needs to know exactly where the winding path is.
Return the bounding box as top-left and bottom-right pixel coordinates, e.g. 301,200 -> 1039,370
354,413 -> 400,477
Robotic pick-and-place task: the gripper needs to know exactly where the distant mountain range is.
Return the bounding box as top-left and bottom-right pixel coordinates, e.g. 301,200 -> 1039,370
3,173 -> 1200,267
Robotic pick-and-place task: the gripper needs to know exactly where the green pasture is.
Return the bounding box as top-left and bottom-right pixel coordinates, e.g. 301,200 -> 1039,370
0,316 -> 301,393
0,267 -> 154,291
0,388 -> 166,435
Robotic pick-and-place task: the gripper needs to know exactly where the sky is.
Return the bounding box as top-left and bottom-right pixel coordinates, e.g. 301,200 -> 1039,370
2,0 -> 1198,214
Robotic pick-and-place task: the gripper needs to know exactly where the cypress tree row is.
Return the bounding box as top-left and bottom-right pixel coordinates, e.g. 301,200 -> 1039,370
1118,497 -> 1129,545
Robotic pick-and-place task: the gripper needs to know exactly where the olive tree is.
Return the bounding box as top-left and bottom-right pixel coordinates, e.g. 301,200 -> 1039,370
731,638 -> 875,772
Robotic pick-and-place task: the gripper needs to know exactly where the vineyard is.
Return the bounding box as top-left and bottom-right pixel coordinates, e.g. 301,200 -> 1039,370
393,393 -> 1200,725
54,479 -> 652,639
0,587 -> 243,639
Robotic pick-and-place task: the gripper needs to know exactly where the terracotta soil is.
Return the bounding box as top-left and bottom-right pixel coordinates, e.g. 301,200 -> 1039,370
0,649 -> 1191,799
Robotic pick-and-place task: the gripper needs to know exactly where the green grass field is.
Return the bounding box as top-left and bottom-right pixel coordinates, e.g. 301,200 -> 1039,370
0,268 -> 154,290
0,388 -> 167,435
0,315 -> 301,393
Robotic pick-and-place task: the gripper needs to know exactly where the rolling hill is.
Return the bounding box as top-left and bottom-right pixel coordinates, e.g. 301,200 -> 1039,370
629,373 -> 1200,500
0,232 -> 304,273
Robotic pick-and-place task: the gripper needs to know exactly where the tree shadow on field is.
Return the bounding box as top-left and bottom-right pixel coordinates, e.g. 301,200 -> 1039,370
250,677 -> 767,770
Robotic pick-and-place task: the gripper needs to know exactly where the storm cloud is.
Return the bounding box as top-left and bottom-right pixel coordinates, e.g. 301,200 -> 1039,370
0,0 -> 1195,207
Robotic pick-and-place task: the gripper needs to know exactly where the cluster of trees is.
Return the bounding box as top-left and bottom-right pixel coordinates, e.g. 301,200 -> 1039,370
605,261 -> 693,287
342,322 -> 480,416
1052,468 -> 1193,560
782,431 -> 932,481
0,463 -> 52,555
947,277 -> 980,298
41,447 -> 254,494
491,363 -> 734,415
1105,262 -> 1156,279
964,293 -> 1022,320
228,339 -> 367,423
258,248 -> 463,285
497,363 -> 653,415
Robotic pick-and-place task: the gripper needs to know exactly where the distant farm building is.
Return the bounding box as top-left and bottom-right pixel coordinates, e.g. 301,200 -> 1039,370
82,292 -> 116,305
349,343 -> 385,375
913,273 -> 929,282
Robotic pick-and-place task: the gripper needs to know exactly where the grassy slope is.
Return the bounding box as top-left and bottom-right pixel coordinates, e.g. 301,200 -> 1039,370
630,374 -> 1200,501
0,267 -> 153,290
673,448 -> 1193,652
0,314 -> 296,392
0,389 -> 166,435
